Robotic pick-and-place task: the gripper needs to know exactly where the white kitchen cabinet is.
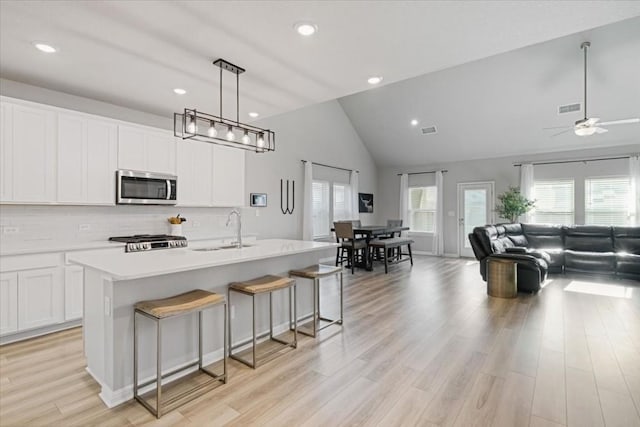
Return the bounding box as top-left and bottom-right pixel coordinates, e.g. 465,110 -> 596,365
64,265 -> 83,321
4,104 -> 56,202
177,140 -> 213,206
118,125 -> 176,174
17,267 -> 64,331
58,113 -> 117,204
0,103 -> 13,202
0,272 -> 18,335
212,145 -> 245,207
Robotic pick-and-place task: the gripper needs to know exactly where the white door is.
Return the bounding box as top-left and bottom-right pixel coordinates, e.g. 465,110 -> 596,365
18,267 -> 64,330
458,182 -> 494,258
0,272 -> 18,336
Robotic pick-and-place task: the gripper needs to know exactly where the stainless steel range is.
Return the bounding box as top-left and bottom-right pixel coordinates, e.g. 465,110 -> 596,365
109,234 -> 188,253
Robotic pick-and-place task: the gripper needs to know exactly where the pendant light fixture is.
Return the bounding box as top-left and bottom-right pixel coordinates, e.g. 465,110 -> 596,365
174,58 -> 275,152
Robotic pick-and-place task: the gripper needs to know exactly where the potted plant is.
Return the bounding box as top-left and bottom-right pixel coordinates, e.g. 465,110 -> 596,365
495,186 -> 535,223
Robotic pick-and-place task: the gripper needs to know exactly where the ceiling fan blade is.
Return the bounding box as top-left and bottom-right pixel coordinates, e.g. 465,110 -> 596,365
597,118 -> 640,126
594,127 -> 608,134
543,125 -> 573,130
551,128 -> 574,137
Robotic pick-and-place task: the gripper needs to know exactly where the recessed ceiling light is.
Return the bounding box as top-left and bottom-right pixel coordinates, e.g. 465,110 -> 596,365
294,22 -> 318,36
410,119 -> 419,126
248,112 -> 259,118
367,76 -> 383,85
173,88 -> 186,95
33,42 -> 57,53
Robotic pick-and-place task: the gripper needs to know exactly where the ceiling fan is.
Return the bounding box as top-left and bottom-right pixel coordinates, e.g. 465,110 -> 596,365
545,41 -> 639,137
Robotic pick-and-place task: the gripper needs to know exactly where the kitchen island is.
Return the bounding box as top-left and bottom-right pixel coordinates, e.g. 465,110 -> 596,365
68,238 -> 337,408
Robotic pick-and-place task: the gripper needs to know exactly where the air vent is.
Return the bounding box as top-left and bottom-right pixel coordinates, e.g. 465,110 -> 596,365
421,126 -> 437,135
558,103 -> 581,114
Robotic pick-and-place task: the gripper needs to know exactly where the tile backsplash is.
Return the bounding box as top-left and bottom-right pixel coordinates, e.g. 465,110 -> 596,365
0,205 -> 255,248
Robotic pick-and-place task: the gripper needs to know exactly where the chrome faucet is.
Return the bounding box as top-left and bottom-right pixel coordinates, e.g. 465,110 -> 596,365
226,208 -> 242,248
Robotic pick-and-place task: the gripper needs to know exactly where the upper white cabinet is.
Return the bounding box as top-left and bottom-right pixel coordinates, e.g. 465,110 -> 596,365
212,145 -> 245,207
58,114 -> 117,204
0,103 -> 56,203
118,125 -> 176,175
177,140 -> 213,206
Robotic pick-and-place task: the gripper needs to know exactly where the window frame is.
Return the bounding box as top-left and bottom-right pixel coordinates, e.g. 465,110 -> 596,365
408,185 -> 437,234
532,179 -> 575,225
584,175 -> 631,226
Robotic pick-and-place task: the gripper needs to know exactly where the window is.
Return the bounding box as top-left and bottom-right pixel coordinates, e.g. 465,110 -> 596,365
585,177 -> 630,226
312,180 -> 329,238
332,183 -> 352,221
532,179 -> 574,224
409,186 -> 437,232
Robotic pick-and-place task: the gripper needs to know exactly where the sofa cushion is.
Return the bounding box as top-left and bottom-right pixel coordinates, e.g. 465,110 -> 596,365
616,253 -> 640,276
613,226 -> 640,255
502,223 -> 523,235
564,225 -> 613,253
564,250 -> 616,274
522,224 -> 564,249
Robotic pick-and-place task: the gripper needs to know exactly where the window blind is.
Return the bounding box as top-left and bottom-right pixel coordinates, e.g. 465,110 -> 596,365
585,177 -> 630,226
408,186 -> 437,232
533,180 -> 574,224
312,180 -> 330,238
333,183 -> 352,221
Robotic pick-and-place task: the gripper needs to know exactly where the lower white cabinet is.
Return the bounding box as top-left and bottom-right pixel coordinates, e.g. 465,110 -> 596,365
17,267 -> 64,331
0,273 -> 18,335
64,265 -> 84,321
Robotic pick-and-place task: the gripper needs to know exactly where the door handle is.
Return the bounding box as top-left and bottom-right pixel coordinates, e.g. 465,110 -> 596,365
459,218 -> 464,225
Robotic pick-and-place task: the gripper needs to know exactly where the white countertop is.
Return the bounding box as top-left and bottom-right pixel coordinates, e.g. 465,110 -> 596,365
67,239 -> 338,280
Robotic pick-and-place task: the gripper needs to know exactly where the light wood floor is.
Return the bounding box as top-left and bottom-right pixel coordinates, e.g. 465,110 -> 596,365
2,256 -> 640,427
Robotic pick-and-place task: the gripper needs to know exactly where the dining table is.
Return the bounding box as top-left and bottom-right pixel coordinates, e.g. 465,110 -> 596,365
332,225 -> 410,271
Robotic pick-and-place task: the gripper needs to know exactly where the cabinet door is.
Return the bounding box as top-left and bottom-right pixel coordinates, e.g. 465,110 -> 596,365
0,272 -> 18,336
117,125 -> 146,171
18,267 -> 64,330
177,141 -> 212,206
64,265 -> 83,321
57,114 -> 86,202
11,105 -> 56,202
146,131 -> 176,175
86,119 -> 117,204
0,103 -> 13,202
212,145 -> 245,207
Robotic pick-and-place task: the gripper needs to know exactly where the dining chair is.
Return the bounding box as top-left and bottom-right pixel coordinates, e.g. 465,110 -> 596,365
382,219 -> 404,258
334,221 -> 367,274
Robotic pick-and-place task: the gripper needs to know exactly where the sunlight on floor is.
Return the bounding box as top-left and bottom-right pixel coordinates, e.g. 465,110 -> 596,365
465,260 -> 478,266
564,280 -> 634,299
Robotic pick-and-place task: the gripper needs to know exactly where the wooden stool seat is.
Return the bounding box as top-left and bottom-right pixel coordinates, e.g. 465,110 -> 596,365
289,264 -> 343,279
135,290 -> 224,319
230,275 -> 295,294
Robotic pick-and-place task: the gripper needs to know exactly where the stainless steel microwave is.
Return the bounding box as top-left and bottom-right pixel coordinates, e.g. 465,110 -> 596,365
116,170 -> 177,205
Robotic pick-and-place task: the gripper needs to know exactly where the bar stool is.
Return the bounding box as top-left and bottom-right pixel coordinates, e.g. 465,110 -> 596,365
228,275 -> 297,369
133,289 -> 227,418
289,265 -> 344,337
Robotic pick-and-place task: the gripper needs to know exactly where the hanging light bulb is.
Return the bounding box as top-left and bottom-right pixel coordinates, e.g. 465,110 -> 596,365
242,130 -> 250,145
257,133 -> 265,148
187,115 -> 197,133
226,125 -> 235,141
207,121 -> 217,137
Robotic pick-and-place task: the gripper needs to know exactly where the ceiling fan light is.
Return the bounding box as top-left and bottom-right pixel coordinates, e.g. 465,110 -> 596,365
575,126 -> 597,136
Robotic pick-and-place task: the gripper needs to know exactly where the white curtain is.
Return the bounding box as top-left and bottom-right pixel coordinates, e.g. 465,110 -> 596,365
399,174 -> 409,236
302,162 -> 314,240
630,155 -> 640,226
350,170 -> 359,220
432,170 -> 445,256
519,163 -> 535,223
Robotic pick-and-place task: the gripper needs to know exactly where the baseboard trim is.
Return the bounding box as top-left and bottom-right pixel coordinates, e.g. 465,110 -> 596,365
411,250 -> 433,256
0,319 -> 82,346
443,253 -> 460,258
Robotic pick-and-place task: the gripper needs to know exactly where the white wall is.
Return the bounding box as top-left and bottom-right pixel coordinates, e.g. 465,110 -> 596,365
378,144 -> 638,255
0,79 -> 378,247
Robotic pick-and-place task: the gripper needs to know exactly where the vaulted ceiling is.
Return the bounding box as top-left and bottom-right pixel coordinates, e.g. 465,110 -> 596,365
1,1 -> 639,166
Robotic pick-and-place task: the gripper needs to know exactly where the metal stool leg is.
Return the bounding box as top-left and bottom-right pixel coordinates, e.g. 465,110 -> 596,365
156,319 -> 162,418
223,302 -> 228,383
252,294 -> 257,368
339,271 -> 344,324
133,311 -> 138,399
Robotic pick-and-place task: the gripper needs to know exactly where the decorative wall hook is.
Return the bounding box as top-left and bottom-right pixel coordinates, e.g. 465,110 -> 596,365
280,179 -> 295,214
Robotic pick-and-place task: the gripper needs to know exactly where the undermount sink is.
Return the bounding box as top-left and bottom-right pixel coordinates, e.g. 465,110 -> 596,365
192,244 -> 253,252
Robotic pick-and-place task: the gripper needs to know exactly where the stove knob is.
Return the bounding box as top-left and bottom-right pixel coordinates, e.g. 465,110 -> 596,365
135,243 -> 142,251
127,243 -> 135,252
180,241 -> 187,247
169,241 -> 175,247
144,243 -> 151,250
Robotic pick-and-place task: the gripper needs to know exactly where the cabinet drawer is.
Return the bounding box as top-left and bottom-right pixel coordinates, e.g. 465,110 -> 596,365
0,253 -> 64,272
